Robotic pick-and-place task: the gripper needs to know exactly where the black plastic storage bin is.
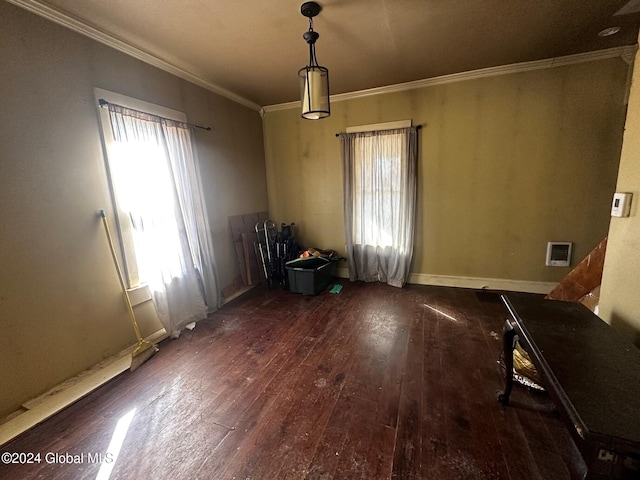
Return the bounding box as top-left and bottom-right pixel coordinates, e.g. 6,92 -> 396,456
286,257 -> 333,295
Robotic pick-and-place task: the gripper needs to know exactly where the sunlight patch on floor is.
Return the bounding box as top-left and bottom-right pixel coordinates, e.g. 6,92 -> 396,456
95,407 -> 137,480
424,304 -> 459,322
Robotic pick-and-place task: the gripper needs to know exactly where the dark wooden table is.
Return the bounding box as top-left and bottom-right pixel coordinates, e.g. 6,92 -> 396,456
498,293 -> 640,479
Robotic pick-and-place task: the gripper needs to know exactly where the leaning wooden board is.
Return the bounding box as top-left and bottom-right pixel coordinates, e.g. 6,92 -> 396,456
229,212 -> 268,286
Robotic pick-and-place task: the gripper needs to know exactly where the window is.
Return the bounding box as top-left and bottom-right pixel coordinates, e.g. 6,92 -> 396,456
96,88 -> 188,289
95,88 -> 219,336
340,122 -> 418,287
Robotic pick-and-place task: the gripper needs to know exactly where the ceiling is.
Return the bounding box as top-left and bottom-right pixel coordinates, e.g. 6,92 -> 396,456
10,0 -> 640,110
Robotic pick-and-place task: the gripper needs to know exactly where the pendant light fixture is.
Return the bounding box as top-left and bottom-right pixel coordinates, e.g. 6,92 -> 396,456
298,2 -> 330,119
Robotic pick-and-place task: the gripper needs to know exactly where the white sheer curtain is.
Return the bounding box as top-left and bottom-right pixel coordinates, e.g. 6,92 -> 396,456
340,127 -> 418,287
106,104 -> 219,337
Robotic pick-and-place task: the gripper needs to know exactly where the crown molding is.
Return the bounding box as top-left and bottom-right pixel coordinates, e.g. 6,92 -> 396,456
10,0 -> 636,115
263,45 -> 638,113
7,0 -> 262,112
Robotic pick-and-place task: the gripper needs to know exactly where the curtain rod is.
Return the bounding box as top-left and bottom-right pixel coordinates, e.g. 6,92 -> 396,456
335,124 -> 421,137
98,99 -> 211,132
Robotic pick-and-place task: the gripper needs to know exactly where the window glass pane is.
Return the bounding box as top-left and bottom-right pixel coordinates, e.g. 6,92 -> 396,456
352,131 -> 405,247
109,139 -> 186,284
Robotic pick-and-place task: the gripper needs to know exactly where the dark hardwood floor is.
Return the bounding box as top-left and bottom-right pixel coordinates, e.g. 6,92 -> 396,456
0,282 -> 583,479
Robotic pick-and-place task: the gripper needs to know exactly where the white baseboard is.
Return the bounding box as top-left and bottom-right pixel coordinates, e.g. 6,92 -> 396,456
0,328 -> 168,448
334,267 -> 555,294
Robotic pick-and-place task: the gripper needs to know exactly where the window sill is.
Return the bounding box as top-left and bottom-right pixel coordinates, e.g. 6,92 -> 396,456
127,284 -> 152,306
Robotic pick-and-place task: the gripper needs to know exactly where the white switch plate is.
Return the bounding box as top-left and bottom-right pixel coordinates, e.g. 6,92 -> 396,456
611,192 -> 632,217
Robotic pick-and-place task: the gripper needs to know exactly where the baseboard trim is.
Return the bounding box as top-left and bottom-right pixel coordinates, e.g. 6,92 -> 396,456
0,285 -> 258,448
0,328 -> 168,448
221,284 -> 257,305
334,268 -> 555,294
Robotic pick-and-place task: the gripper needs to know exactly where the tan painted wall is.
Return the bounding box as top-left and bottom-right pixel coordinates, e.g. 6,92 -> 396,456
600,42 -> 640,345
0,3 -> 267,418
264,57 -> 629,286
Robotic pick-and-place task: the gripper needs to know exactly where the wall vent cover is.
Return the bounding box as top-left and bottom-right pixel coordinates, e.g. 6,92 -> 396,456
546,242 -> 572,267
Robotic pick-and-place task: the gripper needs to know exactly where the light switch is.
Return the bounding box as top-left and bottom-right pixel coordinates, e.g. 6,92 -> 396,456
611,192 -> 632,217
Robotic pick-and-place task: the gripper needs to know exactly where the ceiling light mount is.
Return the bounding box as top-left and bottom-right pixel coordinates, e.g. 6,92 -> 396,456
301,1 -> 321,19
298,1 -> 330,120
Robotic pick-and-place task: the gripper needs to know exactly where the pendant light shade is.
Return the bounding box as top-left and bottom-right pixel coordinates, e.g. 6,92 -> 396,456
299,66 -> 329,120
299,2 -> 330,119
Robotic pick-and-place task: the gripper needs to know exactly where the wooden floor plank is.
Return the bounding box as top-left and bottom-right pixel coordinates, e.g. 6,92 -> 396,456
304,393 -> 362,480
420,298 -> 451,480
215,286 -> 359,480
391,290 -> 424,479
242,289 -> 360,479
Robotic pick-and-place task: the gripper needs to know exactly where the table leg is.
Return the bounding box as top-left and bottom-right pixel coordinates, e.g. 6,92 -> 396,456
498,319 -> 516,405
